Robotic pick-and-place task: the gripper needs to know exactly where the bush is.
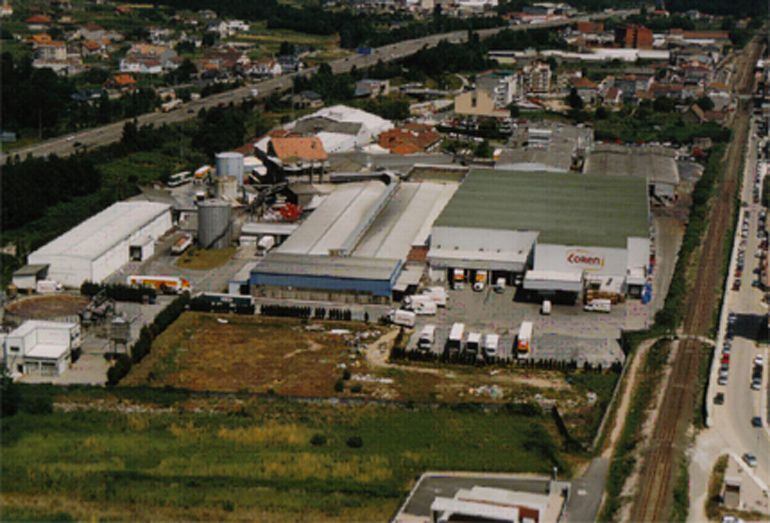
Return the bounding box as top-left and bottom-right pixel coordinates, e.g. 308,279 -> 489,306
346,436 -> 363,448
334,379 -> 345,392
310,434 -> 327,446
350,384 -> 363,393
342,369 -> 351,380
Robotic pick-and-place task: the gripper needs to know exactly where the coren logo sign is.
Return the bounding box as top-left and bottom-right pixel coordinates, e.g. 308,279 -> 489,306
566,250 -> 605,268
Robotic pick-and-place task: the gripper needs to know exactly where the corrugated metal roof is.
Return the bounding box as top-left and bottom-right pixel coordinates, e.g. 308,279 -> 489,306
276,181 -> 392,256
30,201 -> 171,261
584,143 -> 680,185
434,169 -> 648,248
252,252 -> 400,280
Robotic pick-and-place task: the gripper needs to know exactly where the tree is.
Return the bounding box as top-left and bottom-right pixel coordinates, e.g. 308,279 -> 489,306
278,41 -> 295,56
509,103 -> 520,118
695,96 -> 715,112
475,140 -> 492,158
595,106 -> 608,119
1,366 -> 19,417
168,58 -> 197,84
653,96 -> 676,113
566,87 -> 583,110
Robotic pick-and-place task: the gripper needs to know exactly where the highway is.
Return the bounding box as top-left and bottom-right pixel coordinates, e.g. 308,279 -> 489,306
1,9 -> 637,163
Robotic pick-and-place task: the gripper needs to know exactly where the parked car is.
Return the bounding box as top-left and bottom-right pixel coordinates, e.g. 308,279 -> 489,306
714,392 -> 725,405
751,416 -> 763,427
743,452 -> 758,467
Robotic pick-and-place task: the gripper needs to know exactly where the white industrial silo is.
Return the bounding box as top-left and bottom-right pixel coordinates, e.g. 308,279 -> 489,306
216,152 -> 245,186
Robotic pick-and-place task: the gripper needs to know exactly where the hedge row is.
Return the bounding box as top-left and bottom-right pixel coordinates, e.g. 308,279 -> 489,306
107,294 -> 190,386
81,281 -> 156,303
259,304 -> 353,321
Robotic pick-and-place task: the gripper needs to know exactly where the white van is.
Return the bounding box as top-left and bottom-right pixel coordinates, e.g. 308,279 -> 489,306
541,300 -> 552,315
418,324 -> 436,351
483,334 -> 499,358
405,295 -> 437,315
584,299 -> 612,313
422,287 -> 447,307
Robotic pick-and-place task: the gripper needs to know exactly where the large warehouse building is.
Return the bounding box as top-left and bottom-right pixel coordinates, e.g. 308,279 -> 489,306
250,178 -> 456,301
27,201 -> 172,288
428,169 -> 650,300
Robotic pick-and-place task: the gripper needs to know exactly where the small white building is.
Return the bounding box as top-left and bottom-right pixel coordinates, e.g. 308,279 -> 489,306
2,320 -> 81,377
28,201 -> 172,288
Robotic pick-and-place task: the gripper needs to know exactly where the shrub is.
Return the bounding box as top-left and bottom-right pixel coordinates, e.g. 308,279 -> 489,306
334,379 -> 344,392
342,369 -> 351,380
346,436 -> 363,448
350,384 -> 363,393
310,434 -> 327,446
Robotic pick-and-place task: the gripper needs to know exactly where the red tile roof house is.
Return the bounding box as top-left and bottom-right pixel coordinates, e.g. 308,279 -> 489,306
258,134 -> 329,181
378,124 -> 441,155
570,76 -> 599,104
26,14 -> 52,31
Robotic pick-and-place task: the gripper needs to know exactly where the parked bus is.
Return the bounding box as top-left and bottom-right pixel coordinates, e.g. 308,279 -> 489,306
127,275 -> 191,294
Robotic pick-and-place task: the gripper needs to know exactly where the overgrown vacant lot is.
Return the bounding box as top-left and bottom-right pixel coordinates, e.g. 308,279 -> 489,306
123,312 -> 617,444
0,395 -> 563,521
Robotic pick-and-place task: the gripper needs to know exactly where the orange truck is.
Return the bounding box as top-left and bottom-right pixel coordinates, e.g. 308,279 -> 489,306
127,275 -> 191,294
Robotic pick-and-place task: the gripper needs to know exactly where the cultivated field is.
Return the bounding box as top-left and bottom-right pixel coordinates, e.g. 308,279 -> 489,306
0,392 -> 564,521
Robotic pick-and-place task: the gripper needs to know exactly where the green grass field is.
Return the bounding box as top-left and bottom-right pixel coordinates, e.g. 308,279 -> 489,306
1,394 -> 564,521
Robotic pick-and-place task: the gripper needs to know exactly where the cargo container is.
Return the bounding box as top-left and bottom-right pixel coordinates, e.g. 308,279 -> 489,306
388,309 -> 416,328
127,275 -> 191,294
517,321 -> 533,358
418,324 -> 436,351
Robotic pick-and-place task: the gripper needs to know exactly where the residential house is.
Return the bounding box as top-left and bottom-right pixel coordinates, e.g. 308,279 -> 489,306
35,41 -> 67,61
26,14 -> 52,31
706,82 -> 731,111
0,1 -> 13,18
455,84 -> 509,118
278,54 -> 303,74
615,73 -> 654,103
107,73 -> 137,91
207,19 -> 250,38
291,90 -> 325,110
286,104 -> 394,153
80,39 -> 106,58
120,43 -> 179,74
249,59 -> 282,78
378,123 -> 441,154
354,78 -> 391,99
256,133 -> 329,180
602,86 -> 623,106
617,24 -> 653,49
683,103 -> 727,125
77,22 -> 106,41
29,32 -> 54,47
570,76 -> 599,104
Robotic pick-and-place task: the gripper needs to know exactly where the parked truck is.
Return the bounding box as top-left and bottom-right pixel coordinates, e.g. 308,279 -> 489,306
388,309 -> 416,328
452,269 -> 466,290
421,286 -> 447,307
584,299 -> 611,313
257,235 -> 276,256
483,333 -> 499,359
404,295 -> 437,315
127,275 -> 191,294
161,98 -> 183,112
36,280 -> 63,294
517,321 -> 533,358
466,331 -> 482,357
171,234 -> 193,255
473,270 -> 488,292
447,322 -> 465,355
418,324 -> 436,351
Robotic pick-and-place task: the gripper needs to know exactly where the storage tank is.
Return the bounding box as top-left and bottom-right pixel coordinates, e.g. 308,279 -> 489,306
197,199 -> 232,249
216,152 -> 244,186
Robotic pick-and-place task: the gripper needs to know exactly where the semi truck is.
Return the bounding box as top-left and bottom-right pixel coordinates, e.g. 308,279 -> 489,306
388,309 -> 416,328
517,321 -> 533,358
127,275 -> 191,294
418,324 -> 436,351
447,322 -> 465,355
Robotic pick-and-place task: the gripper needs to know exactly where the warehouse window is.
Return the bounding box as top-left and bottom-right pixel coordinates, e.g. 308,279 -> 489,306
9,346 -> 19,353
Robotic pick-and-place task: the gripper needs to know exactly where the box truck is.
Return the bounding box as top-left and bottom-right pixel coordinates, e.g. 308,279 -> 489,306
257,235 -> 276,256
418,324 -> 436,351
494,277 -> 506,293
541,300 -> 552,315
127,275 -> 191,294
422,286 -> 447,307
473,270 -> 488,292
517,321 -> 533,358
584,299 -> 611,313
388,309 -> 416,328
404,295 -> 438,315
36,280 -> 63,294
483,333 -> 499,359
452,269 -> 466,290
466,331 -> 482,356
447,322 -> 465,354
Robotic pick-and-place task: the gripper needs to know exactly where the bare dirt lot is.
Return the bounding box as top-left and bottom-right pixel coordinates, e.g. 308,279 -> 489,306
4,294 -> 88,320
122,312 -> 616,446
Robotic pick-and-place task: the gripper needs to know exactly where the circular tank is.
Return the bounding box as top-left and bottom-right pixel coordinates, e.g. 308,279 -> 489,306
216,152 -> 244,186
197,199 -> 232,249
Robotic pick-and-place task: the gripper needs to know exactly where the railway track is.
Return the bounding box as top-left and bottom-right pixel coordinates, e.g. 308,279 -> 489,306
628,38 -> 762,522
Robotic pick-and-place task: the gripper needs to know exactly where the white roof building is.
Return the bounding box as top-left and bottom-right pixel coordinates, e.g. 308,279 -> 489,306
2,320 -> 81,378
28,201 -> 172,287
289,104 -> 394,152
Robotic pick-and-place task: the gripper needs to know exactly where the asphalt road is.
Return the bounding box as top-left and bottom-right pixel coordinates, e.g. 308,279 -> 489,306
1,10 -> 637,163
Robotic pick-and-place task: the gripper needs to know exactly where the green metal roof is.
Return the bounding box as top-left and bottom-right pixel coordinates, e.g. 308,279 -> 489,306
433,169 -> 649,248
